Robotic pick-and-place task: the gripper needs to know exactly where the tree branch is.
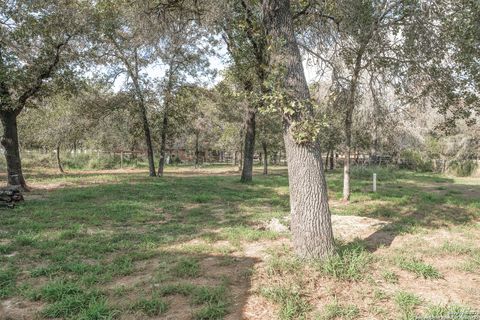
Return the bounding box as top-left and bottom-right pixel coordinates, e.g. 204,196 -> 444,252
17,35 -> 72,111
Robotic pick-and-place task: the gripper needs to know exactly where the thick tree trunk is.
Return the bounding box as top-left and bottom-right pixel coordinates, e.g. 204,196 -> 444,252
138,102 -> 156,177
330,149 -> 334,170
240,107 -> 256,182
158,109 -> 168,176
262,142 -> 268,175
343,112 -> 353,202
263,0 -> 334,259
56,144 -> 64,174
0,111 -> 27,189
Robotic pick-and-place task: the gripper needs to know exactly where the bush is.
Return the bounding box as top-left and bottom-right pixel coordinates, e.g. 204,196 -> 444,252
86,155 -> 118,170
448,160 -> 478,177
63,153 -> 92,169
400,150 -> 433,172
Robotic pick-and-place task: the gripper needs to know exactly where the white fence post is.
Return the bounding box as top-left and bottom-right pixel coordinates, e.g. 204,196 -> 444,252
373,173 -> 377,192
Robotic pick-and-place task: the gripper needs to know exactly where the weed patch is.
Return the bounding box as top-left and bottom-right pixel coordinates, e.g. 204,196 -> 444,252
261,286 -> 311,320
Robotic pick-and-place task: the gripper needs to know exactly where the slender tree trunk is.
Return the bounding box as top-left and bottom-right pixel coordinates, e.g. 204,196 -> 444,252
238,151 -> 243,172
138,102 -> 156,177
330,149 -> 334,170
195,132 -> 200,168
56,144 -> 64,174
158,109 -> 168,176
342,42 -> 364,201
0,110 -> 27,189
158,68 -> 175,176
123,48 -> 155,176
234,151 -> 238,166
325,149 -> 330,171
259,152 -> 262,165
263,0 -> 334,259
262,142 -> 268,175
240,107 -> 256,182
343,112 -> 353,202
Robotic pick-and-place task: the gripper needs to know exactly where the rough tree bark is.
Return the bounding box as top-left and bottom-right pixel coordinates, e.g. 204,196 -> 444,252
263,0 -> 334,259
56,144 -> 64,174
262,142 -> 268,175
240,106 -> 256,182
0,110 -> 27,188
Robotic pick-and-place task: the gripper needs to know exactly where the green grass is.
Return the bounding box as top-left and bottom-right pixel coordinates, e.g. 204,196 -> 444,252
424,304 -> 479,319
266,245 -> 302,276
174,258 -> 201,277
132,297 -> 168,316
261,286 -> 311,320
397,257 -> 442,279
318,300 -> 359,320
0,166 -> 478,319
159,282 -> 230,319
0,268 -> 16,298
382,270 -> 399,284
317,241 -> 372,281
394,291 -> 422,319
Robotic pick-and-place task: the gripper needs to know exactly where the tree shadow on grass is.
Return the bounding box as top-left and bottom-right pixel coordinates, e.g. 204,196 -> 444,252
1,173 -> 289,318
107,251 -> 259,320
0,250 -> 259,320
359,182 -> 479,251
325,169 -> 479,251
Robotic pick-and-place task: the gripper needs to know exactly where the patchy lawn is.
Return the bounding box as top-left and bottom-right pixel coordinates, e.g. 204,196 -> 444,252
0,166 -> 479,319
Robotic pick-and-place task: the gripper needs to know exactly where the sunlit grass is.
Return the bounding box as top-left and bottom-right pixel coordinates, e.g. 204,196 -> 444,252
0,165 -> 478,318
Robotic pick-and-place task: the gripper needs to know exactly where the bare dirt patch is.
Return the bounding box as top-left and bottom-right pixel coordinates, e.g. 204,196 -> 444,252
0,299 -> 44,320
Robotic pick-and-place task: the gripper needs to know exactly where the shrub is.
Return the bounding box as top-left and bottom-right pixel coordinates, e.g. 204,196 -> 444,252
87,155 -> 118,170
400,150 -> 433,172
448,160 -> 478,177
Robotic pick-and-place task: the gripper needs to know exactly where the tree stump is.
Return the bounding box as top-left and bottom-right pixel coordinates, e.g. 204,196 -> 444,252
0,187 -> 24,209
